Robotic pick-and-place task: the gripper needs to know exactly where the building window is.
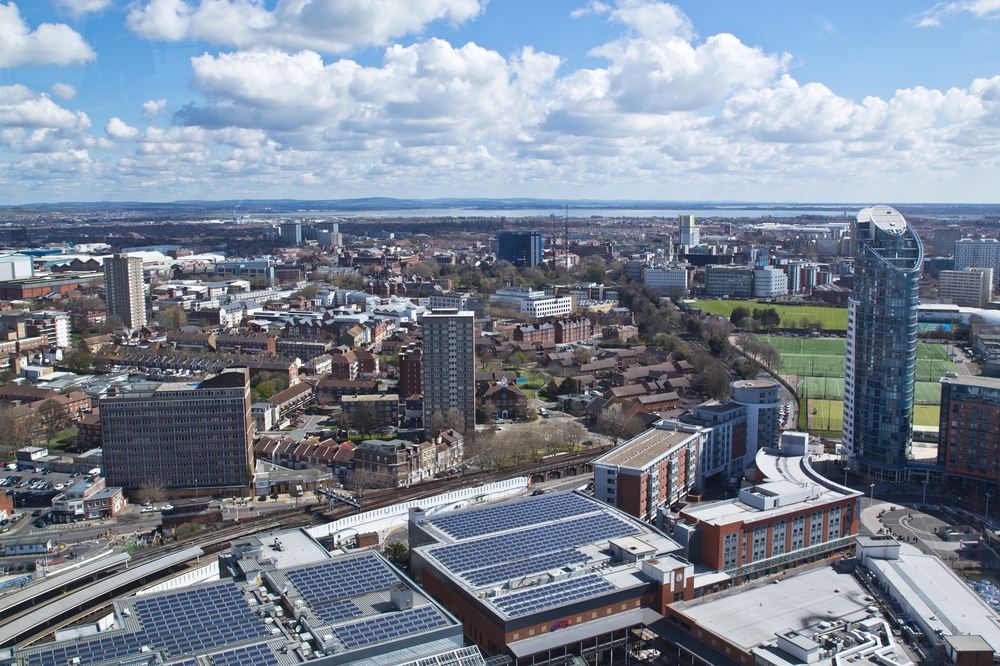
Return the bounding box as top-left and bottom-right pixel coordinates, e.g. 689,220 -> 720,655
791,515 -> 805,551
723,532 -> 739,570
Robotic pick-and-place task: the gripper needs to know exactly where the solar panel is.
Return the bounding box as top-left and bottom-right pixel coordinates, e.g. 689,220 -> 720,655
312,598 -> 364,623
429,513 -> 637,573
334,606 -> 448,649
286,553 -> 397,606
210,642 -> 279,666
428,494 -> 598,539
135,583 -> 269,656
490,574 -> 617,617
24,631 -> 149,666
461,549 -> 589,587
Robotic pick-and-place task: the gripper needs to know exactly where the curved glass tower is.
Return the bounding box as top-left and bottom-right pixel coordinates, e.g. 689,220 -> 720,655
843,205 -> 923,482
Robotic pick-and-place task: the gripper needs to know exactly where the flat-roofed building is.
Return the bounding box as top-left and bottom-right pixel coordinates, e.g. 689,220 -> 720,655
100,368 -> 253,496
938,375 -> 1000,484
593,421 -> 707,521
674,436 -> 861,583
16,529 -> 467,666
938,267 -> 993,308
104,254 -> 146,330
705,265 -> 753,299
409,492 -> 687,664
422,309 -> 476,432
680,400 -> 748,482
730,379 -> 782,460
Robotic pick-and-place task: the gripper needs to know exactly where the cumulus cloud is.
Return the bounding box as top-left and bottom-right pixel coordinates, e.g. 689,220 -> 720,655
51,83 -> 79,100
126,0 -> 486,53
0,85 -> 91,130
53,0 -> 113,17
916,0 -> 1000,26
142,99 -> 167,121
0,2 -> 96,67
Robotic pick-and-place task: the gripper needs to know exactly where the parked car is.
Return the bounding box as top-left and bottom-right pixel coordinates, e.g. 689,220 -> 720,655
159,504 -> 174,512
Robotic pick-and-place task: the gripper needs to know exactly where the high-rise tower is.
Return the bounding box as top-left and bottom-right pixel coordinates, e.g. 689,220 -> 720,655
422,309 -> 476,432
679,215 -> 699,246
104,253 -> 146,330
843,205 -> 923,481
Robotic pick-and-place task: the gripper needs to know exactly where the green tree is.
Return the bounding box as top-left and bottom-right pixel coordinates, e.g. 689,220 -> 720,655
561,377 -> 579,395
155,306 -> 189,332
351,401 -> 386,439
293,283 -> 319,300
730,306 -> 750,328
63,349 -> 94,374
584,263 -> 606,284
383,542 -> 409,568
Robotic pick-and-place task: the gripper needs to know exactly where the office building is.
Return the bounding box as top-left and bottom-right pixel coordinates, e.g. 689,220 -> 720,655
103,253 -> 146,330
679,400 -> 748,482
752,267 -> 788,298
495,231 -> 543,268
489,286 -> 574,319
280,221 -> 303,247
730,379 -> 781,461
642,266 -> 689,296
938,267 -> 993,308
593,421 -> 706,521
317,229 -> 343,248
704,265 -> 753,298
214,259 -> 275,286
955,238 -> 1000,284
422,309 -> 476,432
675,435 -> 861,582
938,375 -> 1000,485
409,492 -> 686,663
16,532 -> 468,666
679,214 -> 700,247
100,368 -> 254,495
843,206 -> 923,481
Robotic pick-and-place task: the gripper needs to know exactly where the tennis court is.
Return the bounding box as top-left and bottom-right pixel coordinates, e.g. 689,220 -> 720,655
806,399 -> 843,432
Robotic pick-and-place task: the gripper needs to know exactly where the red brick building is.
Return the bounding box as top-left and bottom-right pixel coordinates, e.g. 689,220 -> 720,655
554,317 -> 593,344
329,351 -> 359,380
512,323 -> 554,344
398,350 -> 423,399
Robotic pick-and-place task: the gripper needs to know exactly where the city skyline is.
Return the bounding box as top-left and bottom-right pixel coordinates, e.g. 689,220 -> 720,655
1,1 -> 1000,203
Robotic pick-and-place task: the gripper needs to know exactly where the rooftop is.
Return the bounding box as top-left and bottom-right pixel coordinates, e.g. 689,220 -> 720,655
412,492 -> 682,622
593,422 -> 701,471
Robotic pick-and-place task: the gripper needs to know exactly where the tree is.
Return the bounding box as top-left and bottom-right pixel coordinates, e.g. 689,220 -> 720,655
730,306 -> 750,329
428,411 -> 446,439
383,542 -> 409,568
476,399 -> 497,424
572,347 -> 592,366
507,351 -> 528,369
293,283 -> 319,300
699,361 -> 733,400
138,478 -> 168,506
350,402 -> 385,439
37,399 -> 71,440
596,403 -> 646,444
63,349 -> 94,374
345,467 -> 392,497
584,263 -> 606,284
155,306 -> 188,332
446,407 -> 466,434
0,406 -> 39,459
101,314 -> 125,334
561,377 -> 579,395
753,307 -> 781,330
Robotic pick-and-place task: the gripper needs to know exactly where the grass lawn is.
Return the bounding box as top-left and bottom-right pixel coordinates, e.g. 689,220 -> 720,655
915,381 -> 941,405
694,300 -> 849,330
47,427 -> 78,450
914,405 -> 940,428
806,399 -> 843,432
799,376 -> 844,400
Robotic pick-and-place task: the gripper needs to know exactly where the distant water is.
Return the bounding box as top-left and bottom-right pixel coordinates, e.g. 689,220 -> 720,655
325,207 -> 847,219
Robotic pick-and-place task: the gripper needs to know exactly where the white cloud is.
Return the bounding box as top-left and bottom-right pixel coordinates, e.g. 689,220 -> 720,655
105,118 -> 140,141
0,85 -> 90,130
916,0 -> 1000,26
126,0 -> 486,53
51,83 -> 79,100
0,2 -> 96,67
53,0 -> 113,17
142,99 -> 167,121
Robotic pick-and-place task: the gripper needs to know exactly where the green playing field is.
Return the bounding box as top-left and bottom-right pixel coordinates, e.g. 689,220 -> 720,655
693,300 -> 849,330
913,405 -> 940,428
806,399 -> 844,432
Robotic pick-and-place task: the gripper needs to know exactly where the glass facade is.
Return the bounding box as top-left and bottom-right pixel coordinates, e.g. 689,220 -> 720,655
844,206 -> 923,481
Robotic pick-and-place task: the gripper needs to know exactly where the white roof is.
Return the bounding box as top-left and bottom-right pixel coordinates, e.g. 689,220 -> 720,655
859,205 -> 908,235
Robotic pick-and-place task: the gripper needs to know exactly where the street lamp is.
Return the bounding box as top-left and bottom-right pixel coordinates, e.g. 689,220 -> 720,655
843,467 -> 849,487
870,483 -> 875,510
986,491 -> 992,530
922,477 -> 928,506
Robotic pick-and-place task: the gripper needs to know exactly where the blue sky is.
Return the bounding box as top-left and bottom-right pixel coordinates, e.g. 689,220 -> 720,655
2,0 -> 1000,204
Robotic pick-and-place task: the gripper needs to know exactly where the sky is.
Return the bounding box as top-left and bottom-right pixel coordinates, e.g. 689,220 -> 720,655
1,0 -> 1000,204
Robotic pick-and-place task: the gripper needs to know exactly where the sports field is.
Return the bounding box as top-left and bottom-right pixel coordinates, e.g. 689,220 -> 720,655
693,300 -> 848,330
914,405 -> 940,428
806,399 -> 843,432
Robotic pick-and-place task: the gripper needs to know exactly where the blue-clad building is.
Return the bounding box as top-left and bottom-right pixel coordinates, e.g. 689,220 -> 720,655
495,231 -> 543,268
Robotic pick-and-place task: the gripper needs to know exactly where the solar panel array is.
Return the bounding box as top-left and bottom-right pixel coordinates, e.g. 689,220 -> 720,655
428,493 -> 598,539
286,554 -> 396,606
210,643 -> 279,666
135,583 -> 268,656
430,513 -> 637,573
24,631 -> 148,666
334,606 -> 449,649
491,574 -> 617,617
461,549 -> 589,587
312,598 -> 364,624
23,584 -> 267,666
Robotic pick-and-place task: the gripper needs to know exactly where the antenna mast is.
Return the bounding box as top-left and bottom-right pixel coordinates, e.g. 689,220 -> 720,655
564,205 -> 570,268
